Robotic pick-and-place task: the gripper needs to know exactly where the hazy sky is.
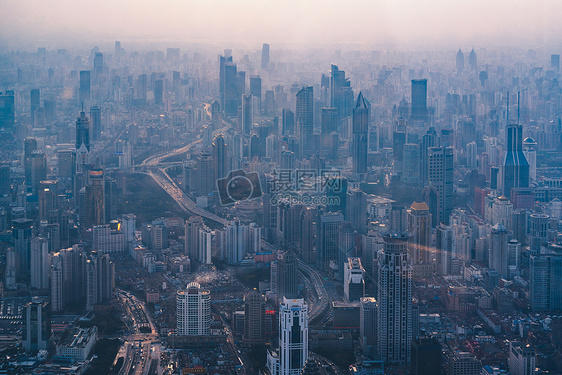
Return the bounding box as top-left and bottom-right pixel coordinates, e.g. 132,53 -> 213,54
1,0 -> 561,50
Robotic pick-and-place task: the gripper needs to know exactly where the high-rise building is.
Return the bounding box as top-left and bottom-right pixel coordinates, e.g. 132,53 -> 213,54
489,223 -> 510,279
278,251 -> 299,299
90,106 -> 101,141
360,297 -> 377,356
250,76 -> 262,100
261,43 -> 270,70
13,218 -> 33,283
436,223 -> 454,276
352,92 -> 369,175
93,52 -> 103,76
30,89 -> 40,127
468,49 -> 478,71
317,212 -> 344,270
243,291 -> 266,345
268,297 -> 308,375
344,257 -> 365,302
22,298 -> 51,353
529,213 -> 549,255
523,137 -> 537,183
403,144 -> 421,185
407,202 -> 433,278
529,250 -> 562,311
38,180 -> 58,222
456,49 -> 465,73
224,221 -> 261,263
197,151 -> 215,196
27,152 -> 47,195
346,188 -> 367,233
508,341 -> 536,375
223,60 -> 240,116
0,91 -> 15,131
448,352 -> 481,375
241,94 -> 253,135
185,216 -> 204,258
282,109 -> 295,135
198,226 -> 212,265
411,79 -> 428,123
176,282 -> 211,335
84,163 -> 105,229
79,70 -> 91,105
154,79 -> 163,105
0,163 -> 10,196
330,65 -> 353,121
377,233 -> 413,365
411,336 -> 442,375
122,214 -> 136,243
503,124 -> 530,199
426,146 -> 454,225
213,134 -> 228,180
30,237 -> 49,290
85,251 -> 114,311
551,54 -> 560,73
296,86 -> 314,157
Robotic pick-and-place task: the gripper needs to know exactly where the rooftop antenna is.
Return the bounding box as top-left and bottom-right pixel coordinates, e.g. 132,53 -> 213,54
517,91 -> 520,125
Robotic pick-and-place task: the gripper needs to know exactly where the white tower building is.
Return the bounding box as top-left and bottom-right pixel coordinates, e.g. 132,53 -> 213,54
176,282 -> 211,336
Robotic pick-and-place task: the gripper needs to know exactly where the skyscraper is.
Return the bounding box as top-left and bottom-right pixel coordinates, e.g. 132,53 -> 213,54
427,146 -> 454,225
411,336 -> 442,375
261,43 -> 270,70
377,233 -> 413,365
213,134 -> 228,180
154,79 -> 163,105
317,212 -> 344,270
0,91 -> 15,131
296,86 -> 314,157
344,257 -> 365,302
84,162 -> 105,229
243,291 -> 266,345
410,79 -> 428,123
13,218 -> 33,283
241,94 -> 253,135
31,89 -> 40,127
30,237 -> 49,290
352,92 -> 369,175
22,298 -> 51,353
90,106 -> 101,141
468,48 -> 478,71
508,341 -> 536,375
456,49 -> 465,73
268,297 -> 308,375
529,213 -> 549,255
436,223 -> 454,276
85,251 -> 114,311
282,109 -> 295,135
360,297 -> 377,356
330,65 -> 353,121
407,202 -> 433,278
76,110 -> 91,154
529,249 -> 562,311
277,251 -> 299,299
489,223 -> 510,279
503,124 -> 530,199
176,282 -> 211,335
79,70 -> 91,105
93,52 -> 103,76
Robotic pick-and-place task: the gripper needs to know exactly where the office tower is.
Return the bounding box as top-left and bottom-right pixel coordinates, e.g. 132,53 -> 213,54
456,49 -> 465,73
38,180 -> 58,221
268,297 -> 308,375
317,212 -> 344,270
420,127 -> 437,186
360,297 -> 377,356
224,221 -> 261,263
393,130 -> 406,175
223,60 -> 240,116
508,341 -> 536,375
377,233 -> 413,365
529,213 -> 549,255
282,109 -> 295,135
30,237 -> 49,290
435,223 -> 454,276
338,221 -> 356,278
522,137 -> 537,182
278,251 -> 299,299
243,291 -> 266,344
503,124 -> 530,199
57,150 -> 75,178
220,55 -> 233,112
529,251 -> 562,311
346,188 -> 367,233
241,94 -> 253,135
93,52 -> 103,76
468,48 -> 477,71
466,141 -> 477,169
104,177 -> 117,222
296,86 -> 314,157
122,214 -> 136,243
0,163 -> 10,196
250,75 -> 262,100
75,111 -> 91,172
154,79 -> 163,105
50,254 -> 64,312
449,352 -> 481,375
0,91 -> 15,131
344,258 -> 365,302
352,92 -> 369,175
326,176 -> 347,214
30,89 -> 40,126
411,336 -> 442,375
261,43 -> 270,70
321,107 -> 338,135
13,218 -> 33,283
5,247 -> 16,289
552,54 -> 560,73
213,134 -> 228,180
410,79 -> 428,123
389,204 -> 407,233
176,282 -> 211,335
407,202 -> 433,278
488,223 -> 510,278
22,298 -> 51,353
198,226 -> 212,265
27,152 -> 47,195
90,106 -> 101,141
403,144 -> 421,185
79,70 -> 91,105
264,90 -> 275,116
330,65 -> 353,121
83,163 -> 105,229
197,151 -> 215,196
427,146 -> 454,225
300,208 -> 316,263
85,252 -> 114,311
136,73 -> 148,102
